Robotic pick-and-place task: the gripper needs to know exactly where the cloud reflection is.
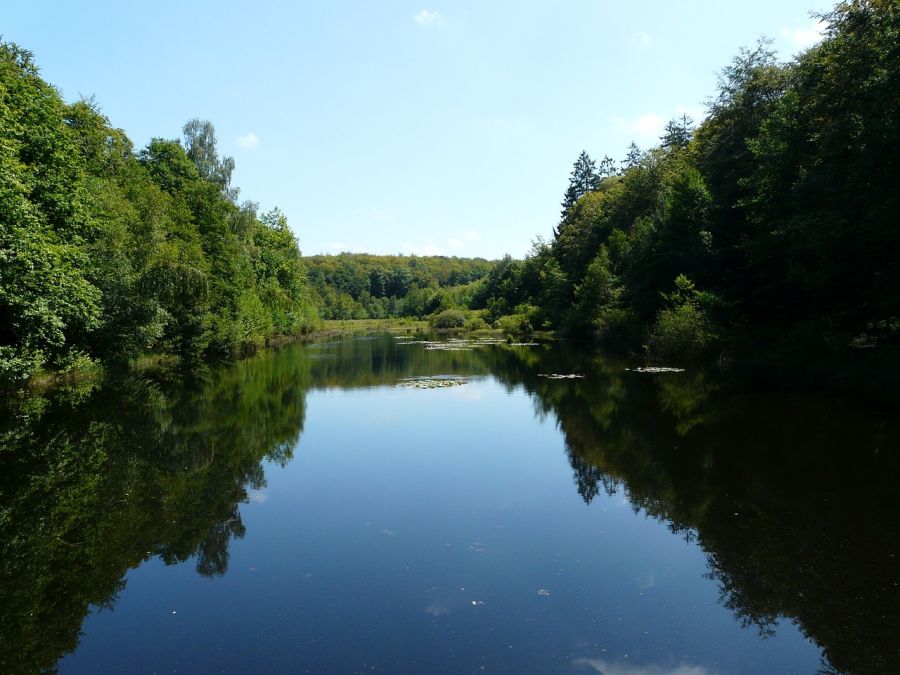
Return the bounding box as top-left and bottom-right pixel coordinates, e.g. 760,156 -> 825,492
573,658 -> 713,675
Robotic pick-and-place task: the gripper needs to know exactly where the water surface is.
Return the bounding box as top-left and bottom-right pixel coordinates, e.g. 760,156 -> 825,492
1,335 -> 897,674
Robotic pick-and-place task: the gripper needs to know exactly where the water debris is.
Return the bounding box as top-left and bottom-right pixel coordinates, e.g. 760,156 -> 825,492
538,373 -> 585,379
397,337 -> 514,351
537,589 -> 551,596
398,377 -> 469,389
471,600 -> 485,606
509,342 -> 539,346
380,528 -> 397,536
627,366 -> 686,373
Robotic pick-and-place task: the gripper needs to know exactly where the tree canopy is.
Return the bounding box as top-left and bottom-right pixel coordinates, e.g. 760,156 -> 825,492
0,42 -> 317,382
474,0 -> 900,360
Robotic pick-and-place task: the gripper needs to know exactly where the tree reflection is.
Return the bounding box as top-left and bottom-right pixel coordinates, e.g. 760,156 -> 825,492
1,335 -> 897,674
0,347 -> 309,673
196,507 -> 246,577
487,344 -> 900,675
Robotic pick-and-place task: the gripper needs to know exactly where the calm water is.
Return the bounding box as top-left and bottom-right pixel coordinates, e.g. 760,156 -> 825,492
1,334 -> 897,674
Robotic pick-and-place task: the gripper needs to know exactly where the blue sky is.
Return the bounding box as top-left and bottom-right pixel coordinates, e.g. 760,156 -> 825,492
3,1 -> 832,259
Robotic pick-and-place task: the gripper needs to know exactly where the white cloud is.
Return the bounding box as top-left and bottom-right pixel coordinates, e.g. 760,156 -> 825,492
236,132 -> 260,150
631,31 -> 651,49
447,229 -> 481,250
402,229 -> 480,255
414,9 -> 443,26
630,114 -> 665,136
613,113 -> 665,142
612,105 -> 706,144
782,19 -> 827,50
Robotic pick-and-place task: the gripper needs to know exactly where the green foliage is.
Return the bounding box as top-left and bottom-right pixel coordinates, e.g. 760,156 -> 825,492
465,315 -> 489,331
475,0 -> 900,358
646,275 -> 720,360
430,309 -> 466,329
495,304 -> 539,335
559,150 -> 601,224
0,41 -> 316,381
572,246 -> 620,333
306,253 -> 494,320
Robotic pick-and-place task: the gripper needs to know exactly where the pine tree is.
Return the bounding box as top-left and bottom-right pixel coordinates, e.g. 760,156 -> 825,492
598,154 -> 618,178
559,151 -> 600,222
661,114 -> 694,150
622,142 -> 642,170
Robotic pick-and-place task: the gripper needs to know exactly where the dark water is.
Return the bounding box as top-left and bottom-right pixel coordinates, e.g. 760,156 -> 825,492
1,335 -> 898,674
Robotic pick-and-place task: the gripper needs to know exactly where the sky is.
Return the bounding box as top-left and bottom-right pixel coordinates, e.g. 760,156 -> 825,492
2,0 -> 833,259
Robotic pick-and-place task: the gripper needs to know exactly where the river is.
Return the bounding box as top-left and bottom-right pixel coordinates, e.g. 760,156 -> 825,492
1,334 -> 897,674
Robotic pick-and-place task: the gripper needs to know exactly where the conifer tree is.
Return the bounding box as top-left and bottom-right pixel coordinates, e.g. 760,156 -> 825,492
559,151 -> 600,222
598,154 -> 618,178
622,142 -> 642,170
661,114 -> 694,150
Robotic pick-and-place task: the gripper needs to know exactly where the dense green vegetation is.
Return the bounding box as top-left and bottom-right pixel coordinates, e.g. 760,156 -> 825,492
306,253 -> 494,320
473,0 -> 899,360
0,43 -> 317,383
2,0 -> 896,382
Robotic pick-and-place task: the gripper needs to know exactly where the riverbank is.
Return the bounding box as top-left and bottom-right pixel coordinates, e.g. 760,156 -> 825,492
312,318 -> 430,336
11,319 -> 527,393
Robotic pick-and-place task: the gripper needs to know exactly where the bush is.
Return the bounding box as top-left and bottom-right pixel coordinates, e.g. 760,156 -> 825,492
648,303 -> 715,360
430,309 -> 466,329
465,316 -> 489,331
593,307 -> 639,347
495,313 -> 532,335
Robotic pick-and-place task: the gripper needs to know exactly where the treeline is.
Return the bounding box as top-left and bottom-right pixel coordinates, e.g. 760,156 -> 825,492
0,42 -> 317,383
306,253 -> 494,319
474,0 -> 899,359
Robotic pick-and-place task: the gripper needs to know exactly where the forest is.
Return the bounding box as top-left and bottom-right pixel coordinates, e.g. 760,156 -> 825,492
1,0 -> 898,383
471,0 -> 899,361
0,42 -> 318,383
0,36 -> 501,383
305,253 -> 493,320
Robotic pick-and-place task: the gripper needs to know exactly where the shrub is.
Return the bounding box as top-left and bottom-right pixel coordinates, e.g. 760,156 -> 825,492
495,313 -> 532,335
430,309 -> 466,329
648,303 -> 715,360
593,307 -> 639,347
647,275 -> 721,360
465,316 -> 489,331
